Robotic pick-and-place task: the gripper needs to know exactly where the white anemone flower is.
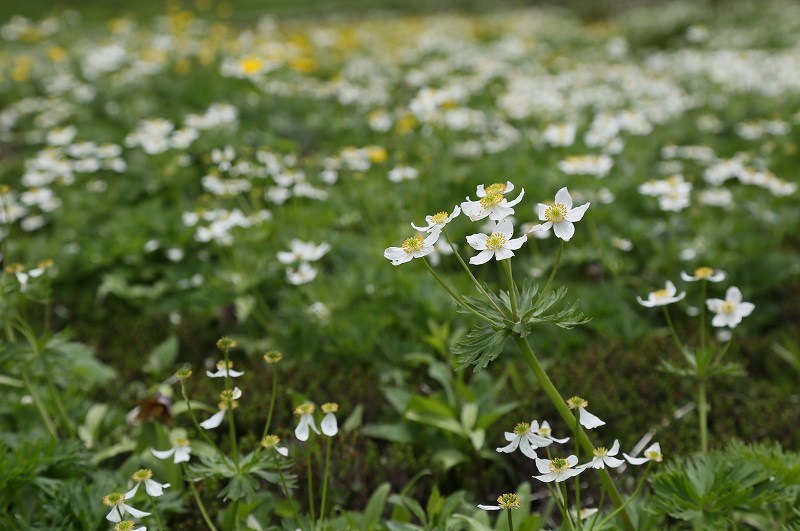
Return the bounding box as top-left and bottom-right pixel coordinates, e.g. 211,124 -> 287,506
206,360 -> 244,378
706,286 -> 755,328
681,266 -> 726,283
624,442 -> 663,465
103,492 -> 151,523
578,440 -> 625,470
466,219 -> 527,265
200,388 -> 241,430
460,181 -> 525,221
294,403 -> 320,441
286,262 -> 318,285
321,402 -> 339,436
566,396 -> 605,429
533,455 -> 582,483
411,205 -> 460,233
277,239 -> 331,264
261,435 -> 289,456
528,187 -> 590,242
151,436 -> 192,463
532,420 -> 570,444
384,228 -> 441,266
496,421 -> 553,459
636,281 -> 686,307
125,469 -> 171,499
478,493 -> 522,511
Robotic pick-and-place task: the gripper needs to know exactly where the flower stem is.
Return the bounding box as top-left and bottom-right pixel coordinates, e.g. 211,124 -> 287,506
514,337 -> 635,531
261,366 -> 278,441
185,470 -> 219,531
573,409 -> 582,531
421,258 -> 501,326
697,380 -> 708,454
179,381 -> 233,468
533,240 -> 563,308
319,435 -> 333,526
501,259 -> 518,319
306,441 -> 317,523
699,280 -> 707,360
149,495 -> 165,531
661,306 -> 686,353
276,456 -> 300,525
19,365 -> 57,440
443,228 -> 507,317
506,508 -> 514,531
596,462 -> 652,529
221,347 -> 240,470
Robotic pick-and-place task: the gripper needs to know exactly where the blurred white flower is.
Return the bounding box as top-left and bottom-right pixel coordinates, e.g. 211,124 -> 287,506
706,286 -> 754,328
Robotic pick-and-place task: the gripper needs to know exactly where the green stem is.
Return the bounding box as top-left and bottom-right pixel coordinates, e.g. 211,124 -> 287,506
319,435 -> 333,526
699,280 -> 707,361
276,455 -> 300,524
149,495 -> 164,531
261,366 -> 279,442
307,440 -> 317,523
19,365 -> 57,440
596,462 -> 652,529
697,380 -> 708,454
179,381 -> 233,468
560,481 -> 575,531
185,468 -> 219,531
574,409 -> 581,531
506,508 -> 514,531
421,258 -> 501,326
222,347 -> 239,469
232,500 -> 241,531
501,259 -> 518,319
661,306 -> 686,354
533,240 -> 563,308
514,337 -> 635,531
544,482 -> 570,529
443,228 -> 507,317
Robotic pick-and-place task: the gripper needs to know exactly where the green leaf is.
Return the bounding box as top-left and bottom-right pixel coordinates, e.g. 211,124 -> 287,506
361,482 -> 391,531
361,423 -> 414,443
403,396 -> 462,434
460,402 -> 479,432
452,326 -> 509,372
432,448 -> 467,471
143,335 -> 179,375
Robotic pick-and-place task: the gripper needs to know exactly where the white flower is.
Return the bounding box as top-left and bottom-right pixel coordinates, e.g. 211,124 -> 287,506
151,437 -> 192,463
411,205 -> 460,233
577,440 -> 625,470
261,435 -> 289,456
478,493 -> 522,511
636,281 -> 686,307
496,421 -> 553,459
706,286 -> 755,328
566,396 -> 605,429
294,403 -> 320,441
125,469 -> 170,499
558,154 -> 613,178
200,388 -> 242,430
384,228 -> 441,266
460,181 -> 525,222
529,187 -> 590,242
623,442 -> 663,465
286,262 -> 317,285
206,360 -> 244,378
533,455 -> 582,483
531,420 -> 570,444
103,493 -> 151,523
388,165 -> 419,183
680,267 -> 726,283
466,219 -> 527,265
277,239 -> 331,264
321,402 -> 339,436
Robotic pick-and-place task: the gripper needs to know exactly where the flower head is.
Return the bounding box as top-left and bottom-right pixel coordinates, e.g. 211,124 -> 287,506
532,420 -> 570,444
151,434 -> 192,463
461,181 -> 525,222
206,360 -> 244,378
528,187 -> 590,241
412,205 -> 460,233
636,280 -> 686,307
478,492 -> 522,511
496,420 -> 553,459
533,455 -> 583,483
263,351 -> 283,364
566,396 -> 605,429
577,440 -> 625,470
261,434 -> 289,456
466,219 -> 527,265
125,469 -> 170,499
103,492 -> 151,523
294,402 -> 320,441
681,267 -> 726,283
624,442 -> 663,465
706,286 -> 754,328
321,402 -> 339,437
384,228 -> 441,266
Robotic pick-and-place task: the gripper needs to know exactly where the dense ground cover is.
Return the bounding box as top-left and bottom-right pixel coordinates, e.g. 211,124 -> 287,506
1,0 -> 799,529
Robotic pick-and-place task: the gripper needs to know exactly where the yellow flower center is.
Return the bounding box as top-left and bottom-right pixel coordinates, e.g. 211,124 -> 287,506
480,193 -> 504,208
513,422 -> 531,436
653,289 -> 669,299
537,425 -> 551,437
402,235 -> 425,254
295,403 -> 315,415
173,437 -> 190,447
430,211 -> 449,224
545,203 -> 568,223
240,57 -> 263,74
567,396 -> 588,410
549,457 -> 571,473
485,233 -> 507,251
721,301 -> 736,314
102,493 -> 125,507
216,360 -> 234,370
115,522 -> 137,531
263,351 -> 284,364
593,447 -> 608,458
132,468 -> 153,482
485,182 -> 507,195
694,266 -> 714,279
497,493 -> 521,509
645,449 -> 663,462
322,402 -> 339,414
261,435 -> 281,449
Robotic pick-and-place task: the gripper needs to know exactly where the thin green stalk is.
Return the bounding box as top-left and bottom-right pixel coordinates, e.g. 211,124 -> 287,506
574,409 -> 582,531
221,346 -> 240,469
306,441 -> 317,523
319,435 -> 333,526
661,306 -> 686,354
421,258 -> 501,326
19,365 -> 57,440
232,500 -> 241,531
533,240 -> 564,308
589,489 -> 606,529
149,495 -> 164,531
443,228 -> 507,317
544,482 -> 570,529
179,382 -> 232,468
261,367 -> 279,441
699,280 -> 707,360
697,380 -> 708,454
185,467 -> 219,531
595,462 -> 652,529
276,455 -> 300,524
559,481 -> 575,531
501,259 -> 518,319
514,337 -> 635,531
506,508 -> 514,531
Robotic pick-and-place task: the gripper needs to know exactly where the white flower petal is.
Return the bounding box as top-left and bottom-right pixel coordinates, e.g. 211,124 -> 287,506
145,479 -> 170,497
494,248 -> 515,261
469,249 -> 495,265
321,412 -> 338,436
565,202 -> 590,222
466,233 -> 489,250
726,286 -> 743,303
496,437 -> 521,453
121,503 -> 151,519
150,448 -> 176,460
124,483 -> 140,500
535,458 -> 551,474
200,410 -> 226,430
555,187 -> 573,209
477,504 -> 502,510
623,453 -> 649,465
579,408 -> 605,429
295,416 -> 310,441
609,439 -> 620,455
553,220 -> 575,241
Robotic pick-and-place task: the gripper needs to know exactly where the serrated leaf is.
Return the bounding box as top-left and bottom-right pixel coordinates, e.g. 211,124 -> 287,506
452,326 -> 509,372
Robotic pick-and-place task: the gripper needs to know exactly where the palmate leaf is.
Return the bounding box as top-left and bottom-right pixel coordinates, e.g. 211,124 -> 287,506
452,326 -> 510,372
